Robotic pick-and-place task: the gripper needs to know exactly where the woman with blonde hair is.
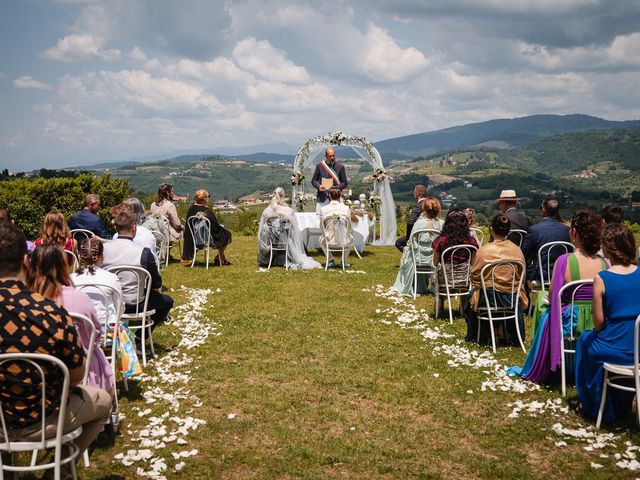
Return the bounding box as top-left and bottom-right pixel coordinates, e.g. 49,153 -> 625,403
392,197 -> 444,296
35,211 -> 76,252
28,243 -> 114,396
181,188 -> 232,266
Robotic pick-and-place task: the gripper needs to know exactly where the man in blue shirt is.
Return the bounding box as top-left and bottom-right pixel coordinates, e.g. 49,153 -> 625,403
68,193 -> 110,239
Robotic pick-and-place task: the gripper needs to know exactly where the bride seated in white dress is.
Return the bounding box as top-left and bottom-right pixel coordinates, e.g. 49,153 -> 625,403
257,187 -> 322,270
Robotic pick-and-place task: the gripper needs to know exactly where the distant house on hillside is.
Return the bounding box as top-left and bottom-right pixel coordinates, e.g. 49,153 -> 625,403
574,169 -> 597,179
173,195 -> 188,202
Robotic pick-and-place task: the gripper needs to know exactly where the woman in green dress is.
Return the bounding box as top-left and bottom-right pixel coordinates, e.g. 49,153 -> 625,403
392,197 -> 444,296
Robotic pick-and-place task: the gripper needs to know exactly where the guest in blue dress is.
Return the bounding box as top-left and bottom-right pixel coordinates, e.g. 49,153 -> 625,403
575,223 -> 640,423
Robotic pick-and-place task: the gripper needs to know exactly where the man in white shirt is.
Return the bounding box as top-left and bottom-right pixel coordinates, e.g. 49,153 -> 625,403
319,189 -> 352,267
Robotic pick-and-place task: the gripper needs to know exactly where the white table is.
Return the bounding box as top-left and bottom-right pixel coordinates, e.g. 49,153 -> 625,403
294,212 -> 371,253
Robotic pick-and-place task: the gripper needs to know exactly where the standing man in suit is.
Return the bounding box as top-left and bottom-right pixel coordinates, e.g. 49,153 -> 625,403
395,184 -> 428,252
68,193 -> 110,239
521,198 -> 570,283
311,148 -> 348,211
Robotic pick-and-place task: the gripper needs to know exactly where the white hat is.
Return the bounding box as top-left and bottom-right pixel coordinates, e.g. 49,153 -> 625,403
496,189 -> 520,202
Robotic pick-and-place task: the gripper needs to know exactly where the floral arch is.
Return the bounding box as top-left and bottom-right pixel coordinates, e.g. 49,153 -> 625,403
290,132 -> 397,246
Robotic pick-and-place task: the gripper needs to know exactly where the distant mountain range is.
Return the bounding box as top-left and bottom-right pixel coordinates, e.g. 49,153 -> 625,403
71,113 -> 640,171
374,114 -> 640,160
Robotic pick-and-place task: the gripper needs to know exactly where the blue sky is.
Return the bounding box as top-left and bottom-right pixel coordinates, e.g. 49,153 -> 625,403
1,0 -> 640,171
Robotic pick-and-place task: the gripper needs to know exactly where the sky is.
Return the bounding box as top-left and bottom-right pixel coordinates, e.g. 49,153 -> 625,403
1,0 -> 640,171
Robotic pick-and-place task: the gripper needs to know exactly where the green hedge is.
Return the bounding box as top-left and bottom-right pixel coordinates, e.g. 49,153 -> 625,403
0,174 -> 131,239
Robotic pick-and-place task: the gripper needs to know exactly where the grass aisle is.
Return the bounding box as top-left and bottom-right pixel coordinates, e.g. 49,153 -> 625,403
86,236 -> 640,479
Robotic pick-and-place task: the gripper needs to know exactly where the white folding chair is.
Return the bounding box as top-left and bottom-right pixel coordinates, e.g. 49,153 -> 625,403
0,353 -> 82,480
157,216 -> 176,265
476,260 -> 526,353
264,216 -> 291,270
471,227 -> 485,246
408,228 -> 439,300
557,279 -> 594,397
596,313 -> 640,428
151,230 -> 168,270
538,241 -> 575,291
507,229 -> 527,248
187,215 -> 211,269
75,283 -> 124,418
70,228 -> 94,243
64,249 -> 79,274
106,266 -> 155,366
435,244 -> 477,324
321,215 -> 359,271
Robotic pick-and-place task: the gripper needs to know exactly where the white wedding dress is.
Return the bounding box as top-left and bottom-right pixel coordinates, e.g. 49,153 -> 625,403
257,191 -> 321,270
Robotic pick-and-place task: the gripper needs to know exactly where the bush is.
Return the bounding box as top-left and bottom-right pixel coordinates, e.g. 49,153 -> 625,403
0,174 -> 131,239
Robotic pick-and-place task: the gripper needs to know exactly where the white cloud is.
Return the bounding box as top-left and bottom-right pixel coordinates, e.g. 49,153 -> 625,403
13,76 -> 53,91
40,34 -> 121,63
129,46 -> 148,62
5,130 -> 26,147
359,24 -> 430,83
232,37 -> 311,85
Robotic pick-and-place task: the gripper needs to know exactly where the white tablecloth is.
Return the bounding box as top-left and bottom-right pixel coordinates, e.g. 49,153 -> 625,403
294,212 -> 371,253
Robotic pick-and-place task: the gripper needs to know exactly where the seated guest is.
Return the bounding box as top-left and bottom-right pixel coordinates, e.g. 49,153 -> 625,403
395,185 -> 427,252
392,197 -> 444,296
601,203 -> 623,225
69,193 -> 110,239
126,197 -> 169,241
0,208 -> 35,252
464,215 -> 528,346
464,208 -> 481,244
320,188 -> 352,267
575,223 -> 640,423
181,189 -> 232,266
28,243 -> 114,397
150,183 -> 184,242
508,210 -> 606,382
257,187 -> 321,270
72,237 -> 124,325
34,210 -> 77,253
0,222 -> 111,458
521,198 -> 570,284
103,208 -> 173,329
496,189 -> 532,232
433,209 -> 479,269
112,203 -> 156,256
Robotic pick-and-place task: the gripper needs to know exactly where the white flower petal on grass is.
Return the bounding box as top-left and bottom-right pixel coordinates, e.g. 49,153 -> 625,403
227,413 -> 237,419
590,462 -> 604,469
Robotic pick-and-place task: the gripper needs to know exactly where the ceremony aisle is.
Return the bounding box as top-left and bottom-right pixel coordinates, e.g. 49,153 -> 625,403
83,236 -> 640,479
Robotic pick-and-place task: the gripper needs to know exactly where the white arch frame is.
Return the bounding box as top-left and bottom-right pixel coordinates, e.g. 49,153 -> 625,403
290,132 -> 397,245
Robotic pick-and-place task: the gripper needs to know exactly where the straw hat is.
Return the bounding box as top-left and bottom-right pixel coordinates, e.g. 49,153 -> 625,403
495,189 -> 520,203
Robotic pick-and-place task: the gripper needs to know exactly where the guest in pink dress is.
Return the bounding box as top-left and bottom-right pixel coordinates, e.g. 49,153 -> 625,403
27,243 -> 114,397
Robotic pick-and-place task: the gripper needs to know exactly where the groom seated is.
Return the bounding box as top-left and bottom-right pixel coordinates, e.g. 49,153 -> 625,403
320,189 -> 352,267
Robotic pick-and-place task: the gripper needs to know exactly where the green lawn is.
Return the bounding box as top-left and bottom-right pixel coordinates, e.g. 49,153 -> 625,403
83,236 -> 640,479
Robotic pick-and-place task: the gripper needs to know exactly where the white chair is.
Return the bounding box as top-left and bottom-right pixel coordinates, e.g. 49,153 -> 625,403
64,249 -> 79,274
0,353 -> 82,480
321,215 -> 360,271
75,283 -> 124,420
264,216 -> 291,270
596,313 -> 640,428
187,215 -> 211,269
408,228 -> 440,300
435,244 -> 477,324
471,227 -> 485,246
557,279 -> 594,397
476,259 -> 526,353
70,228 -> 94,243
507,229 -> 527,248
106,266 -> 155,366
528,240 -> 575,316
157,216 -> 176,266
538,241 -> 575,291
151,230 -> 168,270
